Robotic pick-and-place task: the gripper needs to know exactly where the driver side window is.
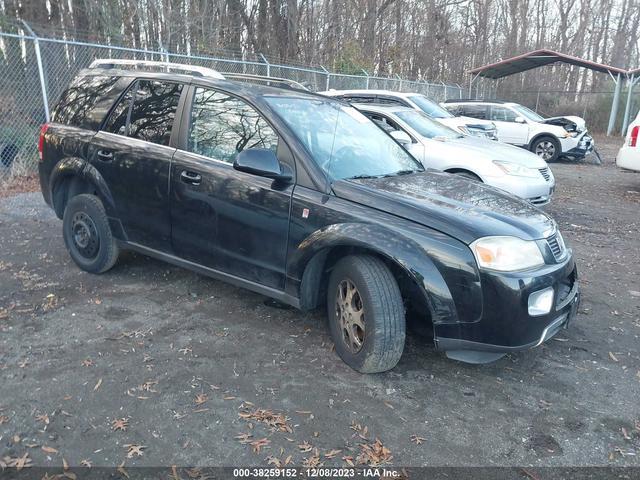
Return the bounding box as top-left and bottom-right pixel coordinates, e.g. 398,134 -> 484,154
187,88 -> 278,164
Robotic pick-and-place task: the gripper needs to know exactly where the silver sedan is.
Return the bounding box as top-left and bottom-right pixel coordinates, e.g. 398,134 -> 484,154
357,104 -> 555,206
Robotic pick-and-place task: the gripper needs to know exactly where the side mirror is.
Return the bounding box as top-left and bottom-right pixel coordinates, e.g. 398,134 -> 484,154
233,148 -> 291,181
390,130 -> 412,145
514,116 -> 526,124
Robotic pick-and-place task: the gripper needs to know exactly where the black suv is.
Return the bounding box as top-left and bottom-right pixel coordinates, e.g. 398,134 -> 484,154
38,60 -> 580,372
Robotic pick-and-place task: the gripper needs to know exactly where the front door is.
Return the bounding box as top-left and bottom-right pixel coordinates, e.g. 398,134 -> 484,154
170,87 -> 294,289
488,106 -> 529,145
89,78 -> 184,250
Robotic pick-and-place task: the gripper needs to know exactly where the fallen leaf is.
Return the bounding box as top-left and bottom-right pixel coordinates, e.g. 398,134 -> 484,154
63,457 -> 69,470
250,438 -> 270,454
324,449 -> 342,459
622,427 -> 631,440
117,460 -> 129,478
93,378 -> 103,391
0,415 -> 9,424
125,444 -> 145,458
235,433 -> 253,444
41,446 -> 58,454
111,418 -> 129,432
410,434 -> 425,445
35,413 -> 50,425
609,352 -> 619,362
194,394 -> 208,405
356,438 -> 393,466
298,441 -> 313,453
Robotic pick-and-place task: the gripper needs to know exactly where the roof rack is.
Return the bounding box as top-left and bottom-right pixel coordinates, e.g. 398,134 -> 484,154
223,73 -> 310,91
88,59 -> 225,79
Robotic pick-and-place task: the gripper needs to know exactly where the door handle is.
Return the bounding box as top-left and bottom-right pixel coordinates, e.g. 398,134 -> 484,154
97,149 -> 113,161
180,170 -> 202,185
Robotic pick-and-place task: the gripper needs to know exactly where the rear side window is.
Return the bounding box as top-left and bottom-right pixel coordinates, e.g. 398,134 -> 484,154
462,104 -> 488,120
102,79 -> 183,146
52,75 -> 122,129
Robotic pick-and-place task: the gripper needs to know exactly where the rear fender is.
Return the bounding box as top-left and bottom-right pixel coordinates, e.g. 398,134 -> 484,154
49,157 -> 115,218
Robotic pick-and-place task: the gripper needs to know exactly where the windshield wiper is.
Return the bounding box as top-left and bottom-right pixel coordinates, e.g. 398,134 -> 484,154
383,169 -> 421,177
347,174 -> 384,180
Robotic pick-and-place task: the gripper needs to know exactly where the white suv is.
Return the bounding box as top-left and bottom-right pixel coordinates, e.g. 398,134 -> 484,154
320,89 -> 498,140
442,100 -> 594,162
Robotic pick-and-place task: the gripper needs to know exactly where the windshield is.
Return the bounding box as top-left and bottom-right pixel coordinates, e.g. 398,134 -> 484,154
264,97 -> 423,180
512,104 -> 545,122
408,95 -> 453,119
394,110 -> 463,139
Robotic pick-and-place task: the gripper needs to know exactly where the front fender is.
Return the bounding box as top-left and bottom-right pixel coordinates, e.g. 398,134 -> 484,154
49,157 -> 116,217
289,222 -> 482,325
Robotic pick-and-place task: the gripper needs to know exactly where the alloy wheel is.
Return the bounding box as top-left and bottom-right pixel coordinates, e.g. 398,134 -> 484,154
335,279 -> 366,353
535,141 -> 556,161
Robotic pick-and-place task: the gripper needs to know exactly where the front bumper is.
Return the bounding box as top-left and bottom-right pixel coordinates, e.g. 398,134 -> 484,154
560,132 -> 594,158
484,172 -> 555,206
435,251 -> 579,355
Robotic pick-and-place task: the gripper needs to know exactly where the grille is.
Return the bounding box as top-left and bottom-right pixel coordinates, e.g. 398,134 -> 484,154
546,232 -> 566,262
539,167 -> 551,181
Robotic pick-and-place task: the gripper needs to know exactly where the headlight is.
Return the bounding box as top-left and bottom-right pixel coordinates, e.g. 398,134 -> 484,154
470,236 -> 545,271
563,131 -> 578,138
493,160 -> 540,178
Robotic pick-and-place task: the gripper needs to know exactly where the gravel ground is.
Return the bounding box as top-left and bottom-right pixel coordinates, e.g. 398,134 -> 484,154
0,137 -> 639,473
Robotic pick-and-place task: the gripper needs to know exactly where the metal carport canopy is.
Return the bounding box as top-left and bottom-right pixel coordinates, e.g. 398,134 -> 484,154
468,49 -> 629,135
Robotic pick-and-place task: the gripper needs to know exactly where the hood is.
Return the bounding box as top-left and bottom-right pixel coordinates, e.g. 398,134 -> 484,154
443,136 -> 548,168
542,115 -> 586,132
332,171 -> 555,244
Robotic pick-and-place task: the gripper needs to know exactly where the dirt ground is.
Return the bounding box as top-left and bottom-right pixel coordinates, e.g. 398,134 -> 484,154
1,136 -> 639,473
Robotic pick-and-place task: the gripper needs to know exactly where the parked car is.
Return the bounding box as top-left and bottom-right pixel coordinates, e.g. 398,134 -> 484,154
616,111 -> 640,172
39,60 -> 580,372
441,100 -> 594,162
320,89 -> 498,140
357,104 -> 555,206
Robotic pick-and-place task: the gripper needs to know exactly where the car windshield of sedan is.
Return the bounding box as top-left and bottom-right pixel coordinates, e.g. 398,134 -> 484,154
408,95 -> 454,119
394,110 -> 463,140
264,97 -> 423,180
512,104 -> 545,122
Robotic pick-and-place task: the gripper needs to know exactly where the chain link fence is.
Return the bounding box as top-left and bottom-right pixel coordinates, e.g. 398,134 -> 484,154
0,31 -> 463,186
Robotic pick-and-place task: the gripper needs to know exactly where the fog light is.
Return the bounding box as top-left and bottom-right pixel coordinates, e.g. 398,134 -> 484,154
528,287 -> 554,316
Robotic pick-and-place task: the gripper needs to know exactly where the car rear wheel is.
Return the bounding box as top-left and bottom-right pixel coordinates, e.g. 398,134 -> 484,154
531,136 -> 561,162
63,194 -> 119,274
327,255 -> 405,373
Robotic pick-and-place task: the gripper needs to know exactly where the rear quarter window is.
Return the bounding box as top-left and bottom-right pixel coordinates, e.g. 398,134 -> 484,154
52,75 -> 127,130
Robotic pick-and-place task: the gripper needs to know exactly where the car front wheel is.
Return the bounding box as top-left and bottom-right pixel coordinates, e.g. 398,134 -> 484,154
327,255 -> 405,373
531,136 -> 561,162
62,194 -> 119,274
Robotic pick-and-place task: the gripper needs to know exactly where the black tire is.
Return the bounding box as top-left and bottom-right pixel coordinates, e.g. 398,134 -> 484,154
62,194 -> 119,274
327,255 -> 405,373
530,135 -> 561,162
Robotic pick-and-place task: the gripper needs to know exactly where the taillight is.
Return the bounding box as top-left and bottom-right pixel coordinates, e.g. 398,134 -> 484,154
630,126 -> 639,147
38,123 -> 49,161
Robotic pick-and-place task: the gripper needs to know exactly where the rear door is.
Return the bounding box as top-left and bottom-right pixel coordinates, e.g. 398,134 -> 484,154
89,78 -> 185,251
170,86 -> 294,289
488,105 -> 529,145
